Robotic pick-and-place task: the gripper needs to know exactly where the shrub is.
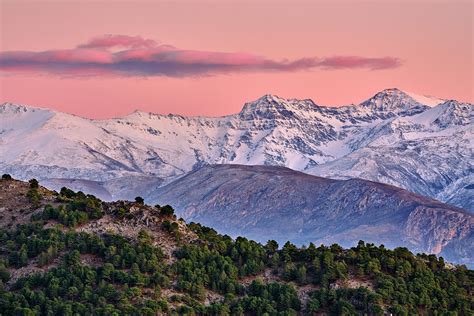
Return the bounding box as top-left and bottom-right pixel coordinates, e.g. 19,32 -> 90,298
135,196 -> 145,204
162,220 -> 179,233
27,188 -> 41,208
60,187 -> 76,198
29,179 -> 39,189
160,205 -> 175,217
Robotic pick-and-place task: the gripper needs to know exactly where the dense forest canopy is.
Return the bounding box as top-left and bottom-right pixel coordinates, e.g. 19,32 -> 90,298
0,176 -> 472,315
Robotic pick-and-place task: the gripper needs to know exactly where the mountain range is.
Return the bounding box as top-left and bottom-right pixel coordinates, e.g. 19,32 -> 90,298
151,164 -> 473,267
1,88 -> 472,211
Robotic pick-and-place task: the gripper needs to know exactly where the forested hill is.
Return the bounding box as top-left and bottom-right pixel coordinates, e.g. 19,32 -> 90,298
0,175 -> 473,315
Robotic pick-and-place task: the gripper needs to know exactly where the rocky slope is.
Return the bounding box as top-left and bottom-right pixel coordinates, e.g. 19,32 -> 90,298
0,88 -> 472,210
1,178 -> 472,315
0,178 -> 196,260
150,164 -> 474,267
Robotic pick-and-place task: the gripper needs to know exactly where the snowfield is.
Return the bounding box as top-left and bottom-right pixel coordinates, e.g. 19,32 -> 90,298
0,88 -> 472,210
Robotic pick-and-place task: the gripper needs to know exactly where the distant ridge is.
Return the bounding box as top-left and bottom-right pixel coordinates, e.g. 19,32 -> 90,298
150,164 -> 474,267
0,88 -> 472,210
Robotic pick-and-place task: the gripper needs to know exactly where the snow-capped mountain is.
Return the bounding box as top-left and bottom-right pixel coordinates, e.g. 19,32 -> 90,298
0,88 -> 472,210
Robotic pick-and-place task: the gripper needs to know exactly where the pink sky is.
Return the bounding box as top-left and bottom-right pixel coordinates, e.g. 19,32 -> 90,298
0,0 -> 472,118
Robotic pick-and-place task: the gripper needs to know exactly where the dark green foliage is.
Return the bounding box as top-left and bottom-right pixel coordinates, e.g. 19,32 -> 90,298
25,179 -> 41,208
135,196 -> 144,204
31,188 -> 104,227
32,187 -> 103,227
308,287 -> 383,315
162,220 -> 178,233
59,187 -> 75,198
1,174 -> 12,180
0,224 -> 168,315
28,179 -> 39,189
173,243 -> 243,299
26,188 -> 41,208
160,204 -> 175,217
265,239 -> 279,254
235,280 -> 301,314
116,207 -> 128,218
0,194 -> 472,315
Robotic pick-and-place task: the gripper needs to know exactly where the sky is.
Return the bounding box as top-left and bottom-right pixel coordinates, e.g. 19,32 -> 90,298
0,0 -> 472,119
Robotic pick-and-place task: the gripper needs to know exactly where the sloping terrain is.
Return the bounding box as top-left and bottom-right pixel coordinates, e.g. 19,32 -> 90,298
150,164 -> 474,267
0,177 -> 472,315
0,178 -> 196,260
1,88 -> 472,210
307,99 -> 473,211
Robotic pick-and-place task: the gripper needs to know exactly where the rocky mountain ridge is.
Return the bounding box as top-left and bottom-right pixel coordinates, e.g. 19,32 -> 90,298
0,88 -> 472,210
150,164 -> 474,267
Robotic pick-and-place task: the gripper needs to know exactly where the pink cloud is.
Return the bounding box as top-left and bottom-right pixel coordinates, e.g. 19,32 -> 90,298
77,34 -> 158,49
0,35 -> 402,78
319,56 -> 402,70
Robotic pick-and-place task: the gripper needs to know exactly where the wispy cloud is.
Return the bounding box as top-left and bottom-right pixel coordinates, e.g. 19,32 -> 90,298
77,34 -> 159,49
318,56 -> 401,70
0,35 -> 402,78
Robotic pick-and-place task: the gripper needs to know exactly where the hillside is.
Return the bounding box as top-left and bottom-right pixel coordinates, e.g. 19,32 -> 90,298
150,164 -> 474,267
0,176 -> 472,315
1,88 -> 472,210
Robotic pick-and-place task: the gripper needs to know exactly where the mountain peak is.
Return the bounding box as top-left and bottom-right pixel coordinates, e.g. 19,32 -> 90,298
379,87 -> 403,94
364,88 -> 411,103
0,102 -> 56,115
0,102 -> 29,113
258,93 -> 287,103
0,102 -> 47,115
239,94 -> 297,119
430,100 -> 473,128
238,94 -> 322,120
125,109 -> 150,118
362,88 -> 445,108
359,88 -> 430,116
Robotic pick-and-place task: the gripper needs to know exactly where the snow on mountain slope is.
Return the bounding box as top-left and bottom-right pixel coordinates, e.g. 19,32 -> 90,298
404,91 -> 445,107
307,98 -> 473,210
0,89 -> 472,210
